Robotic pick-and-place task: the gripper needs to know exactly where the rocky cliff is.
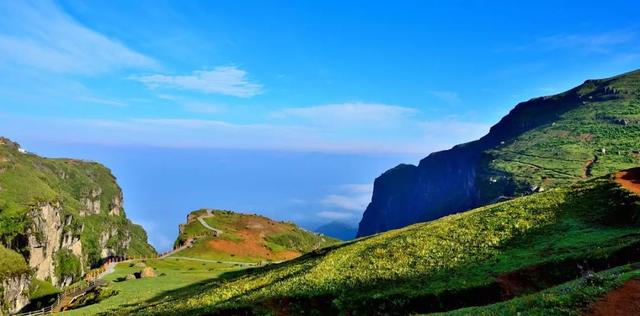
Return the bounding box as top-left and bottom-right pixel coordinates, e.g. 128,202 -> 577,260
0,246 -> 30,314
358,69 -> 640,237
0,137 -> 155,312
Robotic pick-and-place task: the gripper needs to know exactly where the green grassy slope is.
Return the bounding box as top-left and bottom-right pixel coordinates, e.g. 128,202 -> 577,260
438,262 -> 640,316
0,137 -> 155,280
478,71 -> 640,200
63,258 -> 242,316
125,170 -> 640,315
174,209 -> 339,263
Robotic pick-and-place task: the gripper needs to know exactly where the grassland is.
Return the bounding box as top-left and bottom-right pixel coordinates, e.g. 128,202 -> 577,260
61,258 -> 242,315
117,171 -> 640,315
173,209 -> 338,263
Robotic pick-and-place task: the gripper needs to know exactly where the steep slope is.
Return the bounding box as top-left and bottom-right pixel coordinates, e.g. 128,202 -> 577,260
125,169 -> 640,315
358,69 -> 640,237
0,137 -> 155,297
173,209 -> 339,263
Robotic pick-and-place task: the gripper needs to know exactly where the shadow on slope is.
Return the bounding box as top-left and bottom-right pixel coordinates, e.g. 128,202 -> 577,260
120,171 -> 640,315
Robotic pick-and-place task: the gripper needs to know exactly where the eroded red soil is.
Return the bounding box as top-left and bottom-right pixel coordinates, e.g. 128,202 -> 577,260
615,168 -> 640,195
205,215 -> 301,261
584,279 -> 640,316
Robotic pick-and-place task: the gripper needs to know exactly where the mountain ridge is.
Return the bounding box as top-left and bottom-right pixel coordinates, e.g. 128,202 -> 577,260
358,69 -> 640,237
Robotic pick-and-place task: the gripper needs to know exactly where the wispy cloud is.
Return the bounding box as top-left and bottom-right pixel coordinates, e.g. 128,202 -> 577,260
76,96 -> 127,107
317,211 -> 355,220
133,66 -> 263,98
271,102 -> 418,127
0,0 -> 155,74
322,184 -> 372,211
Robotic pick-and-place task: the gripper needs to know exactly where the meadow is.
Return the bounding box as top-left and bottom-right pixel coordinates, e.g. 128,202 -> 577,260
113,172 -> 640,315
61,258 -> 242,315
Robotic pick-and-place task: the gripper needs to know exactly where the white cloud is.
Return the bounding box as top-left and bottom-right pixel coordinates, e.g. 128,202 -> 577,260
134,66 -> 263,98
271,102 -> 418,127
0,0 -> 155,74
322,183 -> 372,212
0,107 -> 490,155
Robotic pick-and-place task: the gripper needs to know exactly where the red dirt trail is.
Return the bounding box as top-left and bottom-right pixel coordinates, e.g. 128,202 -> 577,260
584,279 -> 640,316
615,168 -> 640,195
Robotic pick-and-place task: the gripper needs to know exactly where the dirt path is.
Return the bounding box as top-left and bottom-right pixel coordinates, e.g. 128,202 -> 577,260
197,217 -> 223,235
584,279 -> 640,316
615,168 -> 640,195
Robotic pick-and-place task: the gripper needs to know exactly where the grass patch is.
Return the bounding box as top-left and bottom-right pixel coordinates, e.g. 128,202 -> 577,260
62,258 -> 242,315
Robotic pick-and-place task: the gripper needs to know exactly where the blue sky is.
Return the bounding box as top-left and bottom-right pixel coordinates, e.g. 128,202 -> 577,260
1,0 -> 639,250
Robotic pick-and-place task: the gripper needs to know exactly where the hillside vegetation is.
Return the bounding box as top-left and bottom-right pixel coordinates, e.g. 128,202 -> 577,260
0,245 -> 29,279
359,69 -> 640,237
122,169 -> 640,315
173,209 -> 339,263
0,137 -> 155,293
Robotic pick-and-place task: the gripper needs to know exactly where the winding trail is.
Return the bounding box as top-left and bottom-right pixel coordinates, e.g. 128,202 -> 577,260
197,217 -> 223,235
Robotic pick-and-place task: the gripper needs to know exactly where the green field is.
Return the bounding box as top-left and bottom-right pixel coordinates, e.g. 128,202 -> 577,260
61,258 -> 243,315
113,171 -> 640,315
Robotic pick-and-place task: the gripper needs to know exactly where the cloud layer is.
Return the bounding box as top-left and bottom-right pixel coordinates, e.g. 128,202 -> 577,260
134,66 -> 263,97
272,102 -> 417,127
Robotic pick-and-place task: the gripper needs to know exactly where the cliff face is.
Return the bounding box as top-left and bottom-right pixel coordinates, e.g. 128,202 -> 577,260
0,246 -> 30,314
358,70 -> 640,237
0,137 -> 156,298
1,273 -> 30,314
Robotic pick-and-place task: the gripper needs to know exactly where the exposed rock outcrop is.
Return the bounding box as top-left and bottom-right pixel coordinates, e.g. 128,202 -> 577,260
80,187 -> 102,216
27,203 -> 64,285
1,273 -> 30,314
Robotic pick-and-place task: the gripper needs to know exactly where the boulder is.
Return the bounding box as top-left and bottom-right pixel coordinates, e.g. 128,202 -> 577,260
125,274 -> 136,281
140,267 -> 156,278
